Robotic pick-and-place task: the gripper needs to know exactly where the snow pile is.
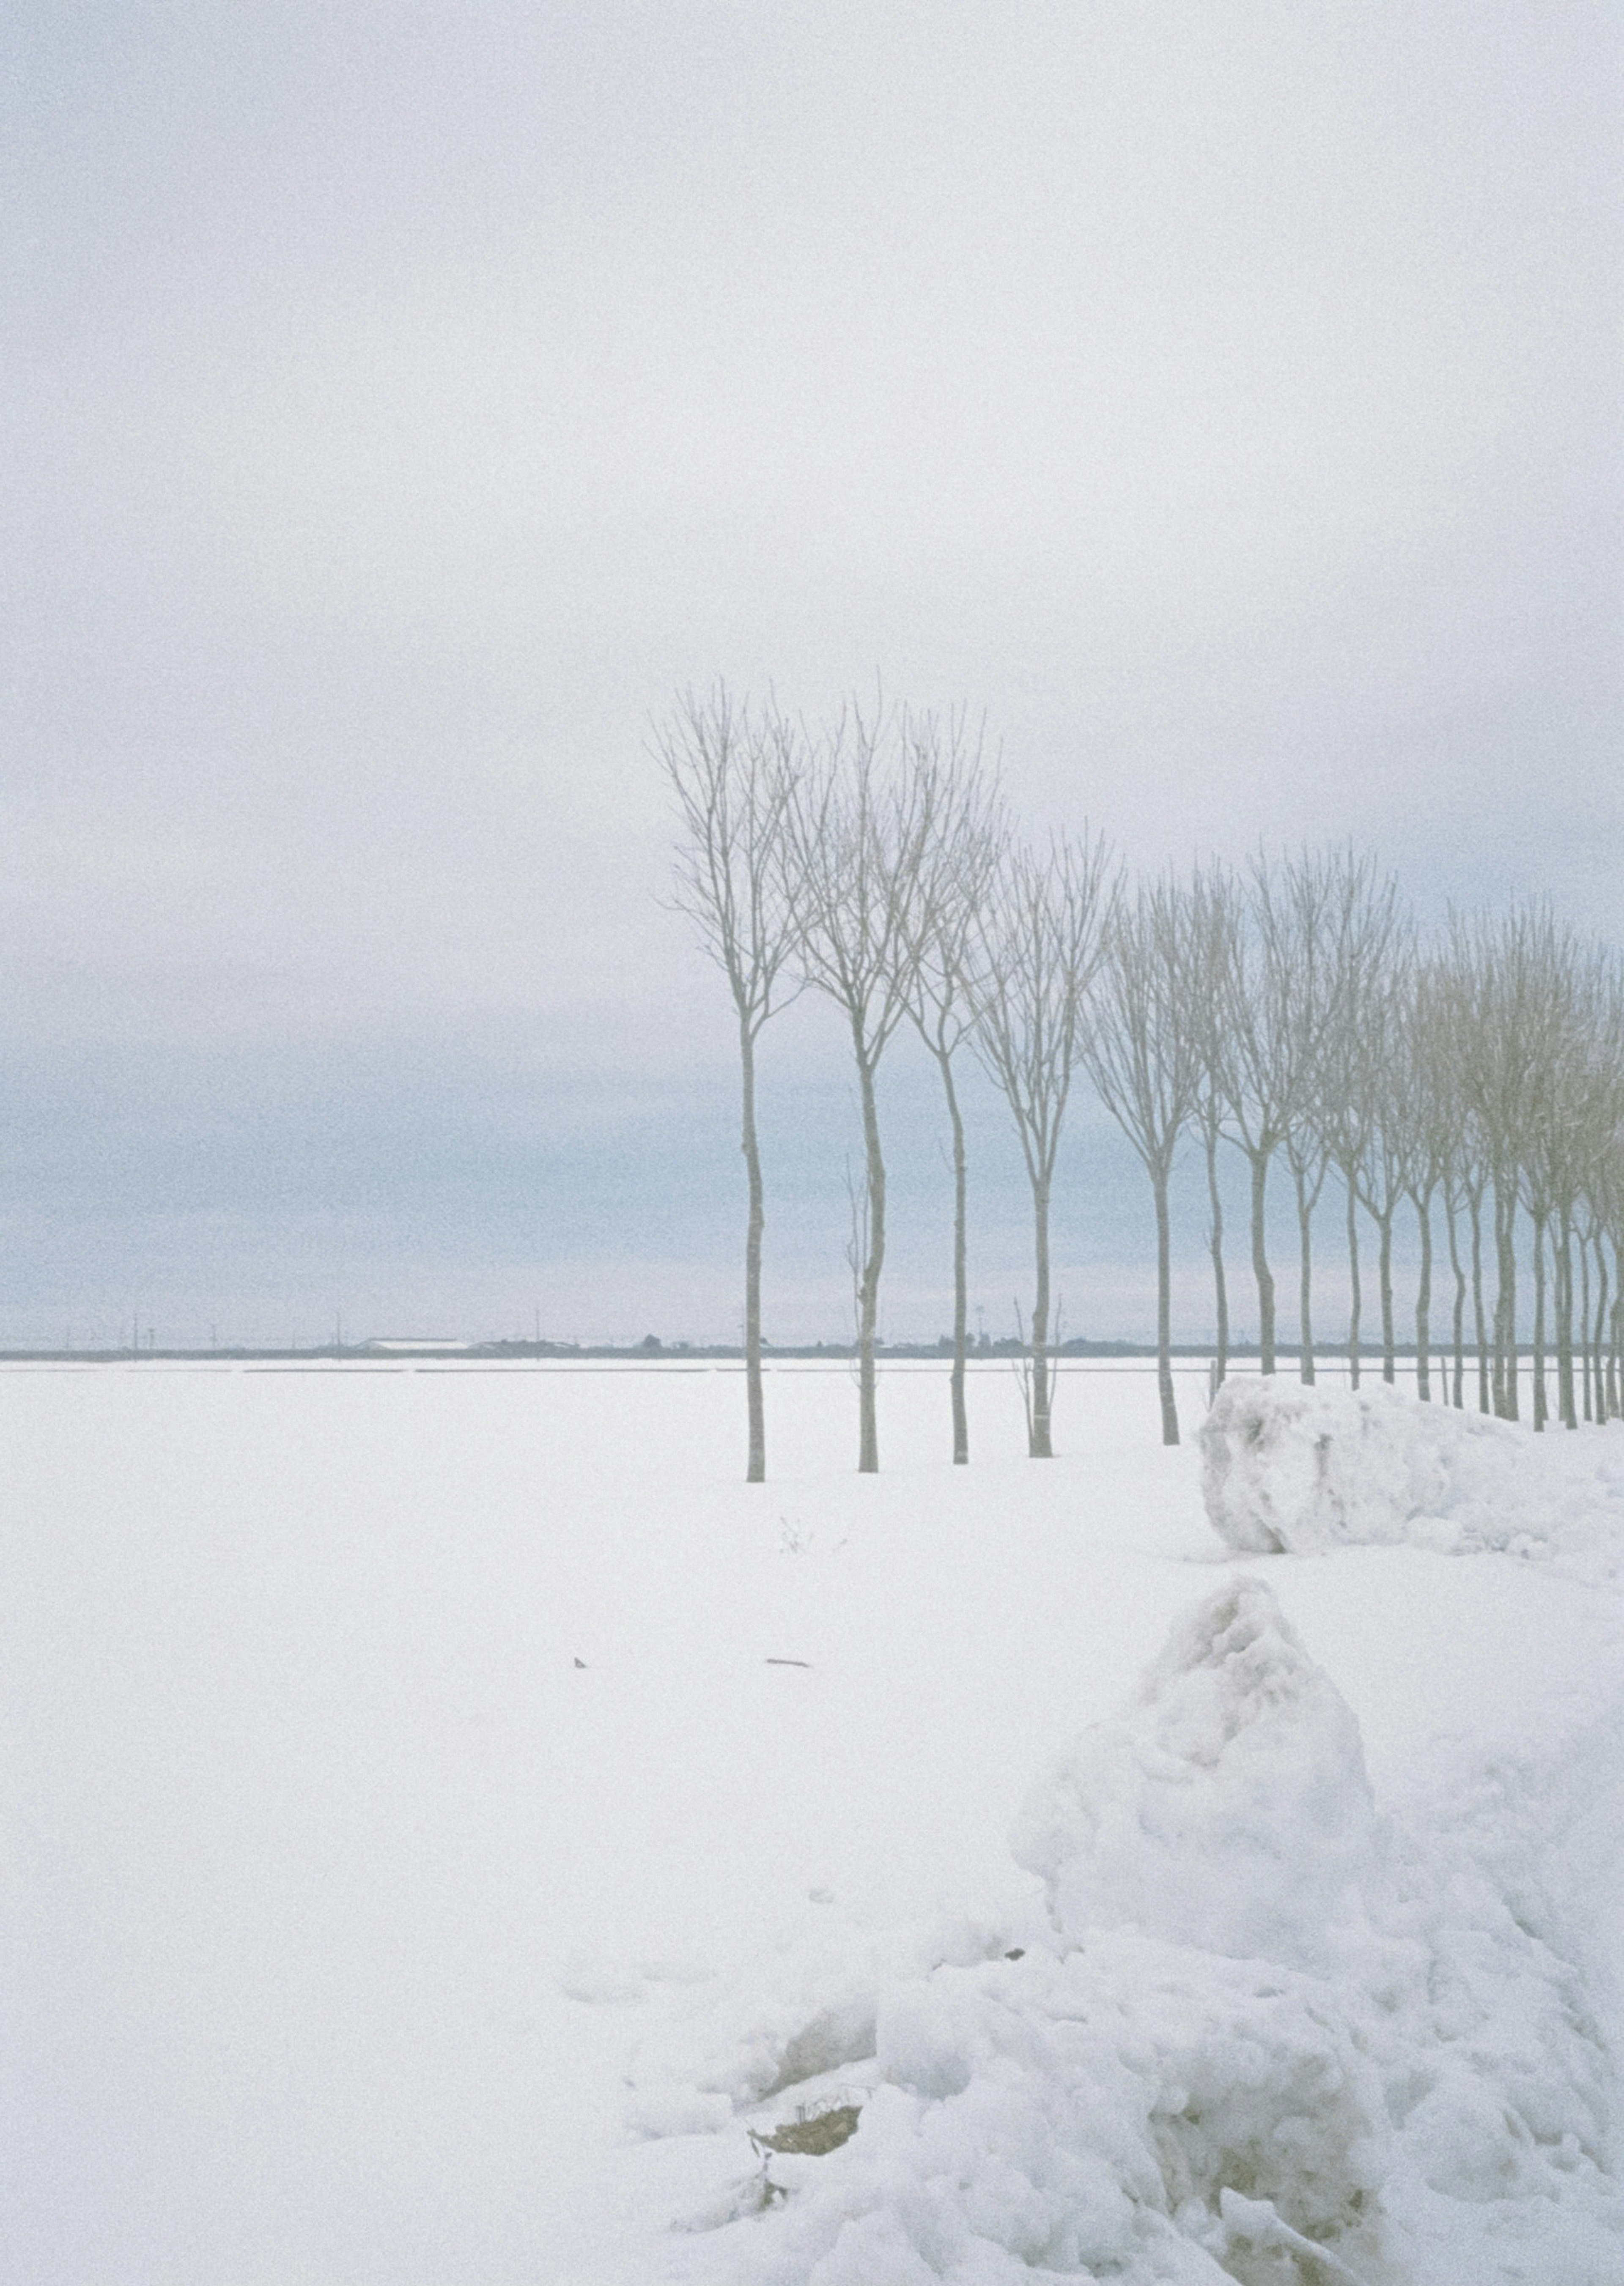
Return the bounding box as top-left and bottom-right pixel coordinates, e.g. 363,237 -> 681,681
620,1912 -> 1020,2146
1201,1376 -> 1624,1573
1010,1582 -> 1379,1970
644,1580 -> 1624,2283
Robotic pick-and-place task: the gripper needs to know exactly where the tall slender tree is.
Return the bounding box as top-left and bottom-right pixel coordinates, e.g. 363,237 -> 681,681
972,832 -> 1115,1457
1398,963 -> 1455,1402
1452,906 -> 1575,1419
1426,959 -> 1477,1409
1212,855 -> 1331,1376
782,699 -> 932,1473
1212,851 -> 1396,1378
659,686 -> 801,1481
1087,873 -> 1206,1443
1188,865 -> 1241,1388
895,711 -> 1006,1465
1276,850 -> 1403,1384
1440,1143 -> 1471,1407
1350,976 -> 1412,1386
1522,1091 -> 1560,1431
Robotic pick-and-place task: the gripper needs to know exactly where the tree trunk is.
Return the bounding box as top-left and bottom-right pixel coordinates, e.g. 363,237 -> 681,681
1294,1162 -> 1315,1385
1470,1184 -> 1489,1413
1580,1233 -> 1594,1423
1250,1148 -> 1276,1376
1493,1176 -> 1518,1420
1558,1217 -> 1577,1430
741,1022 -> 767,1483
1531,1212 -> 1547,1430
1444,1187 -> 1466,1407
1414,1188 -> 1432,1401
1345,1171 -> 1362,1392
938,1050 -> 970,1465
1378,1209 -> 1396,1383
1155,1166 -> 1178,1444
1205,1121 -> 1229,1389
1030,1173 -> 1054,1457
853,1044 -> 886,1473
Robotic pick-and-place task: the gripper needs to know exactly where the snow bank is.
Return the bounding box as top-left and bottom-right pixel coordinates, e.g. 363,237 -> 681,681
643,1580 -> 1624,2283
1200,1376 -> 1624,1573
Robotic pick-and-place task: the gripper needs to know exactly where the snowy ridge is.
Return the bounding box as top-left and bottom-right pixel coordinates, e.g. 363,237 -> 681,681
634,1576 -> 1624,2283
1199,1376 -> 1624,1578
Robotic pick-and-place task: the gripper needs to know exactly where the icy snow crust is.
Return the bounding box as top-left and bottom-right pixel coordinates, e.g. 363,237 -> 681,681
1200,1375 -> 1624,1576
645,1577 -> 1624,2283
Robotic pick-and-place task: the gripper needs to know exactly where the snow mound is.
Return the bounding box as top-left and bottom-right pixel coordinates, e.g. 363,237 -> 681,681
1200,1377 -> 1624,1573
647,1580 -> 1624,2284
1010,1579 -> 1379,1971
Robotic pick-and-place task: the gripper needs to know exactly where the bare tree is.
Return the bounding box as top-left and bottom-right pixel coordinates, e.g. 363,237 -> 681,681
659,686 -> 801,1481
1087,874 -> 1206,1442
1276,851 -> 1404,1385
1437,951 -> 1495,1414
1351,978 -> 1412,1386
1324,1079 -> 1376,1394
1582,1056 -> 1624,1424
782,700 -> 932,1473
972,832 -> 1115,1457
1575,1189 -> 1604,1425
896,711 -> 1006,1464
1188,866 -> 1241,1389
1513,941 -> 1583,1432
1423,955 -> 1480,1409
1548,951 -> 1624,1430
1447,909 -> 1560,1419
1439,1138 -> 1472,1407
1466,1136 -> 1493,1411
1523,1102 -> 1561,1432
1215,852 -> 1377,1377
1283,1116 -> 1333,1384
1398,967 -> 1457,1404
1593,1165 -> 1624,1422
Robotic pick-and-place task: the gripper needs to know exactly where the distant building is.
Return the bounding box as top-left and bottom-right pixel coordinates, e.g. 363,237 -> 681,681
361,1338 -> 474,1354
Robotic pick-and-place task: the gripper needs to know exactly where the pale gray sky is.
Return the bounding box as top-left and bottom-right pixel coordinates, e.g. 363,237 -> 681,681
5,2 -> 1620,1344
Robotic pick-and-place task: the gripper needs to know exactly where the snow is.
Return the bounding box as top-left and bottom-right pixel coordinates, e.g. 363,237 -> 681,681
645,1569 -> 1624,2281
5,1360 -> 1624,2282
1200,1374 -> 1624,1580
1010,1578 -> 1380,1969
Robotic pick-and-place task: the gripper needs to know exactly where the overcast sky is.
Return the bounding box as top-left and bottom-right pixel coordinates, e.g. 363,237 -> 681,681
5,1 -> 1620,1346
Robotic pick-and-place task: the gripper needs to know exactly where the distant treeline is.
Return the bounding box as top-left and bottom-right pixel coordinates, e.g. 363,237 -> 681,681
663,685 -> 1624,1478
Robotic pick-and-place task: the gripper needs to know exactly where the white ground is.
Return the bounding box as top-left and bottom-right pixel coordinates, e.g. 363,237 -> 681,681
5,1359 -> 1623,2282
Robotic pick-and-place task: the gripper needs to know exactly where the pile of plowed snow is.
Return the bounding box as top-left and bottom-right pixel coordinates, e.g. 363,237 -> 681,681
1201,1376 -> 1624,1577
634,1578 -> 1624,2283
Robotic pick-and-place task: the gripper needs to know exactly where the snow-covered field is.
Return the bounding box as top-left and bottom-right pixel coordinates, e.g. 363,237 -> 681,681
7,1360 -> 1624,2283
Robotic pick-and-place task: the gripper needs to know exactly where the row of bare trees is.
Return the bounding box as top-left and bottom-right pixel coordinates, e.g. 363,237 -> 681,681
661,686 -> 1624,1480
